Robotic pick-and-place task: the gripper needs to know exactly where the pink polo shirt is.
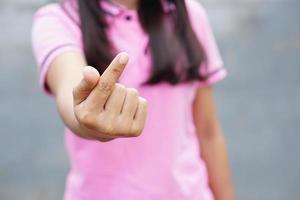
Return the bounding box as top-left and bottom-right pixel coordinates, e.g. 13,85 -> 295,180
32,0 -> 227,199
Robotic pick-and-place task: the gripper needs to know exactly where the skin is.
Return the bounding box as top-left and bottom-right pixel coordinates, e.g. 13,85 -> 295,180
46,0 -> 235,198
48,51 -> 148,142
111,0 -> 138,9
193,87 -> 235,200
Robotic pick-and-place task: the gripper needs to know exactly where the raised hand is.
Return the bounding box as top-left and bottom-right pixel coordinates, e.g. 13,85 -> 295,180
73,52 -> 148,142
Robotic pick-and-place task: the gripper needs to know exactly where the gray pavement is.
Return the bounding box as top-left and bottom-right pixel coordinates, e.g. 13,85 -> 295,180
0,0 -> 300,199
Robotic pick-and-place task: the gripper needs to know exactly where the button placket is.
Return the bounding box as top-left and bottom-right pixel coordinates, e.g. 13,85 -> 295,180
125,15 -> 132,21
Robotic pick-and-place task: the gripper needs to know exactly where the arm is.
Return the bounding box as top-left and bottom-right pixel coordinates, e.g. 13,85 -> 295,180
193,87 -> 234,200
32,6 -> 147,141
46,51 -> 147,141
46,51 -> 90,138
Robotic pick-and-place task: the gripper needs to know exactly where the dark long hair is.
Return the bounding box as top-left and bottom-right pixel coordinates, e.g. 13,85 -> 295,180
78,0 -> 206,85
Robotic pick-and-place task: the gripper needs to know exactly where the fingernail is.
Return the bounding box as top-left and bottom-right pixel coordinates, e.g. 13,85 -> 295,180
118,53 -> 129,65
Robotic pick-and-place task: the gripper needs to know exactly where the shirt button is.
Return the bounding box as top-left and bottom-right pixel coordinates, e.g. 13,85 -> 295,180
125,15 -> 132,21
144,47 -> 148,55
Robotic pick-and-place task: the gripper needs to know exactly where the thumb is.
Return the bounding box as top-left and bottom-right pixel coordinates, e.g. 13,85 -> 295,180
73,66 -> 100,105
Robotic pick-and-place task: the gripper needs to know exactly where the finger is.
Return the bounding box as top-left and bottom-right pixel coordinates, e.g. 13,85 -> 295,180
95,134 -> 115,142
86,52 -> 129,109
105,83 -> 127,113
73,66 -> 100,105
97,137 -> 115,142
131,97 -> 148,136
121,88 -> 139,119
101,52 -> 129,84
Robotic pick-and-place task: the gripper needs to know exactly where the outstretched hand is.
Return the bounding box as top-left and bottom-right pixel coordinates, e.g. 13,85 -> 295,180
73,52 -> 148,142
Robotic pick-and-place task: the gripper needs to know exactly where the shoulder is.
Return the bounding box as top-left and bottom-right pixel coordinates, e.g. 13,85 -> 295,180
31,3 -> 83,69
33,2 -> 79,28
32,2 -> 81,45
33,3 -> 66,31
184,0 -> 212,38
184,0 -> 210,31
31,4 -> 84,95
33,3 -> 64,19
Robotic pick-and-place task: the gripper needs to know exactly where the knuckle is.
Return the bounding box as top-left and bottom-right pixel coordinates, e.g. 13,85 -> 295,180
131,126 -> 142,137
98,81 -> 114,95
115,83 -> 126,93
128,121 -> 142,137
99,116 -> 139,137
127,88 -> 139,96
116,124 -> 129,137
115,83 -> 125,88
138,97 -> 148,105
102,124 -> 115,135
78,111 -> 95,129
98,116 -> 116,134
123,124 -> 133,136
111,66 -> 122,77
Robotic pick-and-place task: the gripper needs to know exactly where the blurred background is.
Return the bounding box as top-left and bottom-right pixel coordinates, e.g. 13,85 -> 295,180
0,0 -> 299,199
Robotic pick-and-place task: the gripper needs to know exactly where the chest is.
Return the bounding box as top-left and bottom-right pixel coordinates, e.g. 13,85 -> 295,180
107,17 -> 151,87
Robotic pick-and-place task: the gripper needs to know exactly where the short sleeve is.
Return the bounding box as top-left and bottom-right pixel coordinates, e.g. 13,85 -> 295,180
186,0 -> 227,88
31,3 -> 83,95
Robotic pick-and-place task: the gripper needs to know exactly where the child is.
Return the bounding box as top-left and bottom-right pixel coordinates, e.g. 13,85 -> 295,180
32,0 -> 234,199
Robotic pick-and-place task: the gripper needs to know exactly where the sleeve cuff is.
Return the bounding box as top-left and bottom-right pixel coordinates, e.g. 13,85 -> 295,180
195,67 -> 227,88
38,45 -> 83,96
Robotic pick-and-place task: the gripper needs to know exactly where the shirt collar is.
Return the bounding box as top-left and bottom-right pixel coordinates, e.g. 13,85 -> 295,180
101,0 -> 124,16
61,0 -> 176,24
101,0 -> 176,17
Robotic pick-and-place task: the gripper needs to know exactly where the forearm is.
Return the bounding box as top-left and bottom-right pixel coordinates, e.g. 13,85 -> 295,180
56,90 -> 86,137
200,130 -> 234,200
46,52 -> 97,139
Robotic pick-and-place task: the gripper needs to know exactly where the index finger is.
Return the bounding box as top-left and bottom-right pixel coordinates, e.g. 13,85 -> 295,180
85,52 -> 129,109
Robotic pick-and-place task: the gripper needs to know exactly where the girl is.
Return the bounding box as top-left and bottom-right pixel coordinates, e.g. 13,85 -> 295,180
32,0 -> 234,199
